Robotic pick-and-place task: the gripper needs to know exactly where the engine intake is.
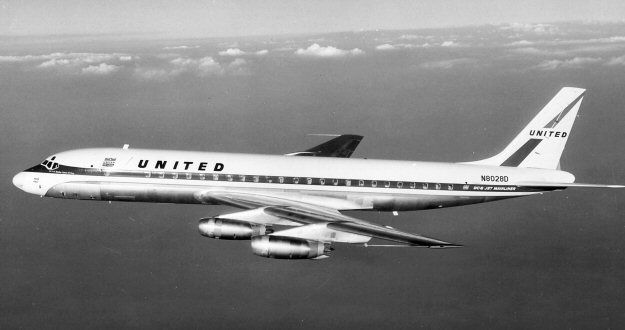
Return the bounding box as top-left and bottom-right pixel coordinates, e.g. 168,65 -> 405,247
251,236 -> 331,259
198,218 -> 271,240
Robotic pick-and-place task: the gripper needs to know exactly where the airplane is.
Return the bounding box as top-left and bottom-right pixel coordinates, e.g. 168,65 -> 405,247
12,87 -> 623,260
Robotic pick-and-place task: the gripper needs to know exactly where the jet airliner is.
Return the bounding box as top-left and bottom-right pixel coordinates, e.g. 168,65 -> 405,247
12,87 -> 623,259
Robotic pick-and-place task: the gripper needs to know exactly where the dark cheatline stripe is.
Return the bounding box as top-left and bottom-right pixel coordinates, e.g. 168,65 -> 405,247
543,92 -> 585,128
23,163 -> 554,192
501,139 -> 542,167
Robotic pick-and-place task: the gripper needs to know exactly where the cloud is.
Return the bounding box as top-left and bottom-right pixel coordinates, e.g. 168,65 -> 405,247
605,55 -> 625,66
507,40 -> 534,46
227,58 -> 250,75
500,23 -> 559,35
0,55 -> 42,62
0,52 -> 132,71
440,41 -> 459,47
398,34 -> 421,40
294,44 -> 364,58
255,49 -> 269,56
170,56 -> 224,76
533,57 -> 602,70
511,47 -> 552,55
163,45 -> 199,50
510,42 -> 625,57
228,58 -> 246,67
219,48 -> 246,56
38,58 -> 72,68
375,44 -> 397,51
133,68 -> 170,81
81,63 -> 120,75
134,56 -> 249,80
197,57 -> 224,76
419,58 -> 476,69
507,36 -> 625,54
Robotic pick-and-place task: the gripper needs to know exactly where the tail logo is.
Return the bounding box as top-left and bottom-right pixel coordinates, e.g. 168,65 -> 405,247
529,130 -> 568,138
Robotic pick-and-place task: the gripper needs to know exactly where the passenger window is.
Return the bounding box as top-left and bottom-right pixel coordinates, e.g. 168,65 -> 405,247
240,175 -> 246,182
359,180 -> 364,187
422,183 -> 429,189
186,173 -> 192,179
307,178 -> 312,185
227,175 -> 233,181
279,177 -> 284,183
158,172 -> 165,179
212,174 -> 219,180
384,181 -> 390,188
447,184 -> 454,190
333,179 -> 339,186
435,183 -> 441,190
171,173 -> 178,179
253,176 -> 259,183
199,174 -> 205,180
372,181 -> 377,188
409,182 -> 415,189
293,177 -> 300,184
320,178 -> 325,185
266,176 -> 273,183
345,180 -> 351,186
397,182 -> 403,188
144,172 -> 151,178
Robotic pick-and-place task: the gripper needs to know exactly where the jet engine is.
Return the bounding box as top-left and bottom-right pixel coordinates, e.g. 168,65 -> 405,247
198,218 -> 272,240
251,235 -> 332,259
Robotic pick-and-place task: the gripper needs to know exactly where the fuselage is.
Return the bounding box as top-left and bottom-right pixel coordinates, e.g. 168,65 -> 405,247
12,148 -> 575,211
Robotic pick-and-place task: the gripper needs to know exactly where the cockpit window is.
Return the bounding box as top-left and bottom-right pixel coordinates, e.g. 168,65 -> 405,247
41,156 -> 60,170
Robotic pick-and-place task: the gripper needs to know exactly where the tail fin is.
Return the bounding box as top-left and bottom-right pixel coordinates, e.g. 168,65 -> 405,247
467,87 -> 586,169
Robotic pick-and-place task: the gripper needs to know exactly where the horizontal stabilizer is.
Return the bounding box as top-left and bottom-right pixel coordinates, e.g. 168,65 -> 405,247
516,181 -> 625,188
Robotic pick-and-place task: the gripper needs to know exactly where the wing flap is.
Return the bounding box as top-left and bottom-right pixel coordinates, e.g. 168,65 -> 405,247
327,221 -> 461,247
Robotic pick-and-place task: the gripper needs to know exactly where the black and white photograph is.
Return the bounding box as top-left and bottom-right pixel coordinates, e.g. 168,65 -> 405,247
2,1 -> 625,328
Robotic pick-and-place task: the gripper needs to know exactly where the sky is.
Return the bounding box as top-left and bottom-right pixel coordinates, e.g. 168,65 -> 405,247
1,12 -> 625,330
1,0 -> 625,38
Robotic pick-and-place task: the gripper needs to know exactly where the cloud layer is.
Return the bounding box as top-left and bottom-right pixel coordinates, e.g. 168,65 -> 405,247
2,22 -> 625,79
294,44 -> 364,58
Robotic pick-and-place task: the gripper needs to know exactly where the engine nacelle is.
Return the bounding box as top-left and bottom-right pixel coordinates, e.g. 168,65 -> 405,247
251,235 -> 331,259
198,218 -> 271,240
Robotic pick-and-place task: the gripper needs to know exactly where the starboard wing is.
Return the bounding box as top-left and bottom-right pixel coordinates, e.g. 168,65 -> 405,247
285,134 -> 363,157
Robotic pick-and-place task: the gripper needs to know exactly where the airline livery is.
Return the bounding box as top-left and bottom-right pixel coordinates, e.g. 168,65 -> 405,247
12,87 -> 623,259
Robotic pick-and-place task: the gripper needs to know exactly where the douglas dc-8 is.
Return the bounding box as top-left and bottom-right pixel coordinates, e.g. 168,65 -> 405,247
12,87 -> 624,259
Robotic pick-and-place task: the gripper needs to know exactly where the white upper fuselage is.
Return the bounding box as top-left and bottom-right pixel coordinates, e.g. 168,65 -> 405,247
12,148 -> 575,211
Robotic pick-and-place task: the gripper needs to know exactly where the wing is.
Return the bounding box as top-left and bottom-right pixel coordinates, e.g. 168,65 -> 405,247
285,134 -> 363,158
197,190 -> 460,248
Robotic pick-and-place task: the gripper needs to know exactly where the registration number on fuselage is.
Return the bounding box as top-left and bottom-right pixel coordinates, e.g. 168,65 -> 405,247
481,175 -> 509,182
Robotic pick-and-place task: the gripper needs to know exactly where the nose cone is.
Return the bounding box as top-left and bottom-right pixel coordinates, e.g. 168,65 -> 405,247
12,172 -> 27,189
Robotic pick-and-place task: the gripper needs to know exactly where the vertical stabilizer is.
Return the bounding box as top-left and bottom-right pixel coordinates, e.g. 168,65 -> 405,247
467,87 -> 585,169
